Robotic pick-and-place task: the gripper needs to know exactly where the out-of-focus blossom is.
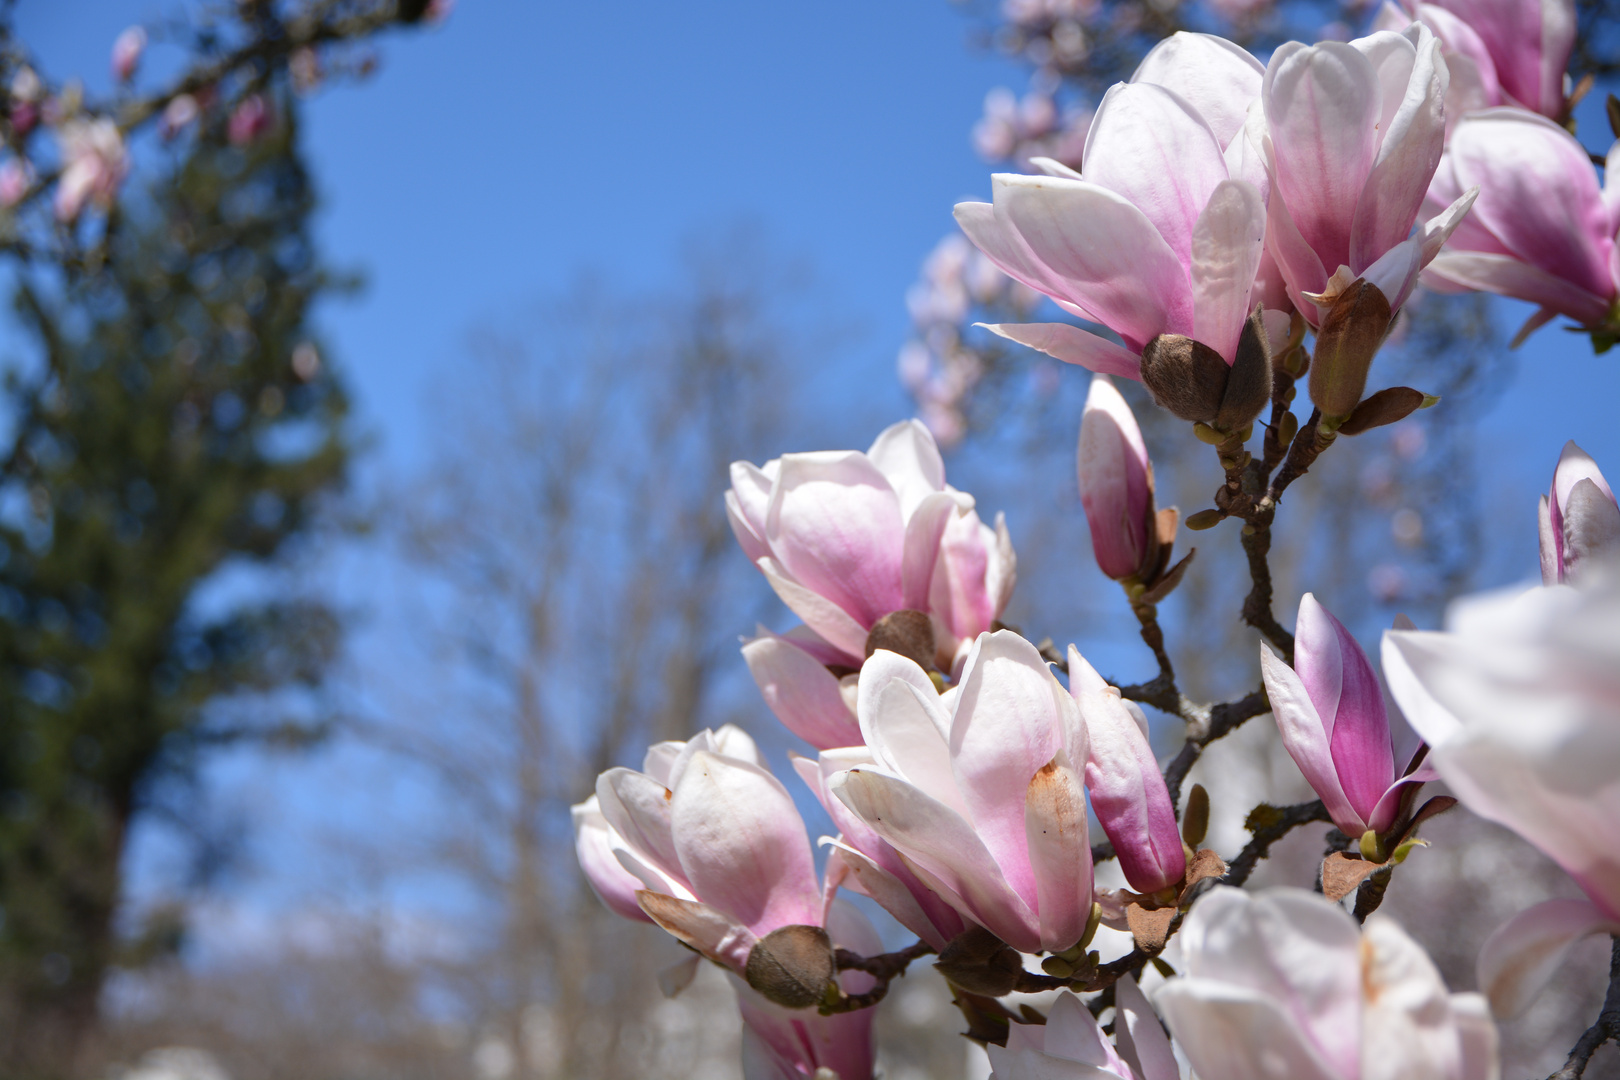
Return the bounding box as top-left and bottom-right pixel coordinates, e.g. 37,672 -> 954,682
989,979 -> 1179,1080
1423,110 -> 1618,343
227,94 -> 272,146
1384,577 -> 1620,1016
290,47 -> 322,95
1069,646 -> 1185,895
1377,0 -> 1573,120
111,26 -> 147,83
727,420 -> 1015,669
0,158 -> 32,207
1259,25 -> 1476,325
1261,594 -> 1434,844
742,625 -> 862,751
54,118 -> 129,222
793,746 -> 968,949
160,94 -> 201,140
956,79 -> 1267,381
573,727 -> 877,1079
973,85 -> 1092,171
1078,374 -> 1159,582
1539,441 -> 1620,584
9,67 -> 42,136
1159,886 -> 1499,1080
830,631 -> 1092,954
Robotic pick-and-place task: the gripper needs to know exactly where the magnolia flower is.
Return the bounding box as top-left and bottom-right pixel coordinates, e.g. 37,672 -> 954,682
955,78 -> 1267,380
111,26 -> 146,83
1540,441 -> 1620,584
1377,0 -> 1573,121
54,118 -> 129,223
727,419 -> 1014,669
1069,647 -> 1185,895
793,746 -> 968,949
1259,24 -> 1476,325
160,94 -> 201,140
1422,110 -> 1618,343
989,979 -> 1179,1080
1159,887 -> 1499,1080
228,94 -> 272,146
0,158 -> 32,208
8,68 -> 42,136
1078,375 -> 1158,582
830,630 -> 1092,954
572,726 -> 877,1079
1384,578 -> 1620,1016
1260,594 -> 1434,844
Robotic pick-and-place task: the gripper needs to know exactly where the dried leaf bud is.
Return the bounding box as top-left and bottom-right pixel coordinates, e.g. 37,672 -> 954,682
1181,783 -> 1210,848
1214,306 -> 1273,432
864,609 -> 937,670
1309,280 -> 1392,421
1336,386 -> 1431,436
934,925 -> 1024,997
1140,335 -> 1229,424
744,925 -> 836,1009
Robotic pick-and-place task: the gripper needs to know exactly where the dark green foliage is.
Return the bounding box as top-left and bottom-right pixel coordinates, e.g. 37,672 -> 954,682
0,104 -> 349,1070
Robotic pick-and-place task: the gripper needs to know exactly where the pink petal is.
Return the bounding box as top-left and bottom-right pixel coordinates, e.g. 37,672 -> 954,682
726,460 -> 777,563
1414,3 -> 1502,106
1261,644 -> 1363,835
928,507 -> 999,640
1422,251 -> 1611,325
742,633 -> 862,750
866,419 -> 946,521
1130,32 -> 1265,148
1478,897 -> 1620,1018
1116,974 -> 1182,1080
597,767 -> 688,888
1301,594 -> 1395,828
1078,374 -> 1153,580
572,797 -> 654,923
856,650 -> 969,816
758,556 -> 872,661
978,321 -> 1144,380
1190,178 -> 1267,360
902,490 -> 962,612
1350,28 -> 1447,272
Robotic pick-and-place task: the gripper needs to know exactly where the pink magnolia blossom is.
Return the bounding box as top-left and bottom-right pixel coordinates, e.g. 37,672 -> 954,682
160,94 -> 201,140
1377,0 -> 1573,120
1260,594 -> 1435,841
1422,110 -> 1618,342
572,725 -> 878,1079
988,979 -> 1179,1080
228,94 -> 273,146
1129,32 -> 1265,152
0,158 -> 32,207
1539,441 -> 1620,585
1159,887 -> 1499,1080
727,419 -> 1015,668
1384,577 -> 1620,1016
111,26 -> 147,84
1078,374 -> 1156,582
954,76 -> 1268,380
8,68 -> 41,136
1258,24 -> 1477,325
829,631 -> 1092,954
1068,646 -> 1185,895
53,118 -> 129,223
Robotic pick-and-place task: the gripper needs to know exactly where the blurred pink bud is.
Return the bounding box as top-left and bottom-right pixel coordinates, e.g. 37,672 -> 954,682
160,94 -> 200,140
53,118 -> 128,222
1261,594 -> 1434,839
111,26 -> 146,83
228,94 -> 272,146
957,77 -> 1268,379
1423,111 -> 1617,341
727,420 -> 1014,666
1078,374 -> 1155,581
989,982 -> 1178,1080
0,158 -> 32,207
1260,25 -> 1476,324
1539,441 -> 1620,584
1068,647 -> 1185,894
831,631 -> 1092,954
1159,887 -> 1498,1079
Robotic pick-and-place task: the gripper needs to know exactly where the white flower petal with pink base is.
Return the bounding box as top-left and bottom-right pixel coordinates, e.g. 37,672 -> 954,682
1359,913 -> 1465,1080
1025,753 -> 1092,952
1083,82 -> 1231,270
902,491 -> 963,612
742,632 -> 861,750
929,508 -> 999,642
1351,27 -> 1448,272
573,797 -> 654,923
1115,975 -> 1180,1080
994,173 -> 1196,348
1423,253 -> 1611,326
671,751 -> 822,937
758,556 -> 870,660
597,767 -> 687,887
1261,645 -> 1363,835
951,631 -> 1071,908
1131,32 -> 1264,148
978,321 -> 1144,380
867,419 -> 947,520
955,199 -> 1084,307
1157,980 -> 1344,1080
822,837 -> 953,950
1190,178 -> 1267,360
1478,898 -> 1620,1018
832,766 -> 1042,951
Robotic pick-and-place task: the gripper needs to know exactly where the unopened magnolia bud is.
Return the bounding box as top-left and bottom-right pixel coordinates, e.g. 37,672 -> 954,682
744,925 -> 836,1009
864,609 -> 936,670
1336,386 -> 1431,436
1181,783 -> 1210,848
1140,335 -> 1229,424
935,925 -> 1024,997
1309,280 -> 1392,420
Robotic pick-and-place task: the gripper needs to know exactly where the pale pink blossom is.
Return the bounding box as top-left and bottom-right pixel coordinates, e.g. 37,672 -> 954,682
1422,110 -> 1618,342
228,94 -> 272,146
1261,594 -> 1435,842
1257,24 -> 1477,325
0,158 -> 32,207
1539,441 -> 1620,585
53,118 -> 129,222
1068,647 -> 1185,895
1377,0 -> 1573,120
989,979 -> 1179,1080
111,26 -> 147,84
742,625 -> 862,751
160,94 -> 201,140
727,420 -> 1015,668
829,631 -> 1092,954
1159,887 -> 1499,1080
1384,577 -> 1620,1016
955,75 -> 1268,380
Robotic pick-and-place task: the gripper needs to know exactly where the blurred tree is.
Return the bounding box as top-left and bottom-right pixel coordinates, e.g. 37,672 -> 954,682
0,103 -> 349,1073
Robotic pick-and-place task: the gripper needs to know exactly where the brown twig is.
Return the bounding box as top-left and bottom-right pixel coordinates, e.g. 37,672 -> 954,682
1225,799 -> 1330,888
1351,865 -> 1395,923
1547,937 -> 1620,1080
823,941 -> 935,1014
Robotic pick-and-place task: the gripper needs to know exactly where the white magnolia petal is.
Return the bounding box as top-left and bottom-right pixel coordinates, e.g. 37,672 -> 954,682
1478,898 -> 1620,1018
1190,178 -> 1267,360
866,419 -> 947,521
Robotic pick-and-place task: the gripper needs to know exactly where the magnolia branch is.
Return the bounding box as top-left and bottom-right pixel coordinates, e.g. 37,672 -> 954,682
1546,938 -> 1620,1080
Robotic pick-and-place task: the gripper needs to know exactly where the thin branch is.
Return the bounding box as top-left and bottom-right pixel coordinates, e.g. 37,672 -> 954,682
1547,937 -> 1620,1080
823,941 -> 936,1014
1224,799 -> 1330,888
